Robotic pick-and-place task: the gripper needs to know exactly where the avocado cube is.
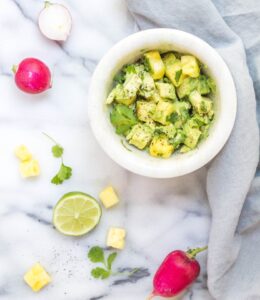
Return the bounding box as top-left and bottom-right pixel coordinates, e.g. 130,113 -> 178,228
152,101 -> 175,125
123,73 -> 142,98
136,101 -> 156,122
162,53 -> 176,65
181,55 -> 200,78
106,87 -> 117,104
155,82 -> 176,100
184,124 -> 201,149
111,84 -> 133,106
169,101 -> 191,128
112,74 -> 142,106
149,135 -> 174,158
200,124 -> 211,140
180,145 -> 191,153
144,51 -> 165,80
148,90 -> 163,103
189,91 -> 214,117
172,130 -> 186,148
163,54 -> 186,87
187,114 -> 209,129
155,124 -> 176,139
126,124 -> 153,149
172,101 -> 191,115
197,75 -> 211,95
177,77 -> 198,99
139,71 -> 155,99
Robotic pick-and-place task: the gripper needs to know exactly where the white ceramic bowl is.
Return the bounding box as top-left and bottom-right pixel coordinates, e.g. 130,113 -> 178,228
88,28 -> 237,178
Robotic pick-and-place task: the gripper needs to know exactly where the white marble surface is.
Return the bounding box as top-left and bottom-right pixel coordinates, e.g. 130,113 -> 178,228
0,0 -> 212,299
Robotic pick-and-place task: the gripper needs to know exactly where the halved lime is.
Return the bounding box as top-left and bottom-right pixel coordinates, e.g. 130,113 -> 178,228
53,192 -> 102,236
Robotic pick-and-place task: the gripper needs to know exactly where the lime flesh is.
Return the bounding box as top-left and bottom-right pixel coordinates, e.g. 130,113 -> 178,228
53,192 -> 102,236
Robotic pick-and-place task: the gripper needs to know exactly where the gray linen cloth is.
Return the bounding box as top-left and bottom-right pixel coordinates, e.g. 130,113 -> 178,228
126,0 -> 260,299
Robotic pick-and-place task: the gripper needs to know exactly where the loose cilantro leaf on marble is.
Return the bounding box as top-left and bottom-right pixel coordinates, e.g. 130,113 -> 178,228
107,252 -> 117,270
51,163 -> 72,185
88,246 -> 117,280
91,267 -> 110,279
43,132 -> 72,185
52,144 -> 63,158
87,246 -> 140,281
88,246 -> 105,264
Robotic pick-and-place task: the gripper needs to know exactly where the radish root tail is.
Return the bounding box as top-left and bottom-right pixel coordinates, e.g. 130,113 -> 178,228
147,293 -> 155,300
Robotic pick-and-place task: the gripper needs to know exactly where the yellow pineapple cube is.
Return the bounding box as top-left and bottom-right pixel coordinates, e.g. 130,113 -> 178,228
15,145 -> 32,161
24,263 -> 51,292
19,159 -> 40,178
107,227 -> 126,250
99,186 -> 119,209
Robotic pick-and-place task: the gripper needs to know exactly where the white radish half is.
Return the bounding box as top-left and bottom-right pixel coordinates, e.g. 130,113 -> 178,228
38,2 -> 72,41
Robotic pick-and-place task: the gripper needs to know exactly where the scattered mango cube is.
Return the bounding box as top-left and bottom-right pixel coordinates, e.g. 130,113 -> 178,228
99,186 -> 119,209
19,159 -> 40,178
15,145 -> 32,161
107,227 -> 126,250
24,263 -> 51,292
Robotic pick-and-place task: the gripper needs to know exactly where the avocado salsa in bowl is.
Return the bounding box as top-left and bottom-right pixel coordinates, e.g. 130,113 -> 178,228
88,29 -> 237,178
106,51 -> 216,158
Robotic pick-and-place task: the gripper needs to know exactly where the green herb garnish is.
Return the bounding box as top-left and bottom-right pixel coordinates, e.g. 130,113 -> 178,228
114,72 -> 125,85
43,132 -> 72,185
88,246 -> 117,280
168,112 -> 179,124
175,69 -> 182,83
88,246 -> 140,280
123,64 -> 136,74
52,144 -> 63,158
110,104 -> 137,136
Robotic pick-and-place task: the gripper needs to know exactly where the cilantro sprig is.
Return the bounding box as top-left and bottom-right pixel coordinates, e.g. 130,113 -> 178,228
88,246 -> 117,279
175,69 -> 182,83
88,246 -> 141,280
43,132 -> 72,185
110,104 -> 137,136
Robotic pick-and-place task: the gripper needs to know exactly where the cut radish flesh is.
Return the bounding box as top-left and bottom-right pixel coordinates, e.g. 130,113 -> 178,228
38,2 -> 72,41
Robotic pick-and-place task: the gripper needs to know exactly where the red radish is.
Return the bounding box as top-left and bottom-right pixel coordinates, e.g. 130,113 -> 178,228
13,58 -> 51,94
148,246 -> 207,299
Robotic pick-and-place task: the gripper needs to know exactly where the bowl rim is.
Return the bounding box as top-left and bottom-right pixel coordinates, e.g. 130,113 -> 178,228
88,28 -> 237,178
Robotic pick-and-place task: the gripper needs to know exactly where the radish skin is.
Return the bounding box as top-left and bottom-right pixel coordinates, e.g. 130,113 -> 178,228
38,2 -> 72,41
13,58 -> 52,94
149,246 -> 208,298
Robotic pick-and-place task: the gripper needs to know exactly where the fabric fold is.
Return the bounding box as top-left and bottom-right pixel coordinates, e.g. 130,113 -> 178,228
126,0 -> 260,299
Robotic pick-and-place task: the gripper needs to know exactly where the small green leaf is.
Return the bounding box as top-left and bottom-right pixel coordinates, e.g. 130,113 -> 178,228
168,112 -> 179,124
88,246 -> 105,264
114,72 -> 125,85
91,267 -> 110,280
52,144 -> 63,158
123,64 -> 136,74
175,69 -> 182,83
107,252 -> 117,270
51,163 -> 72,185
51,174 -> 63,185
110,104 -> 137,136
